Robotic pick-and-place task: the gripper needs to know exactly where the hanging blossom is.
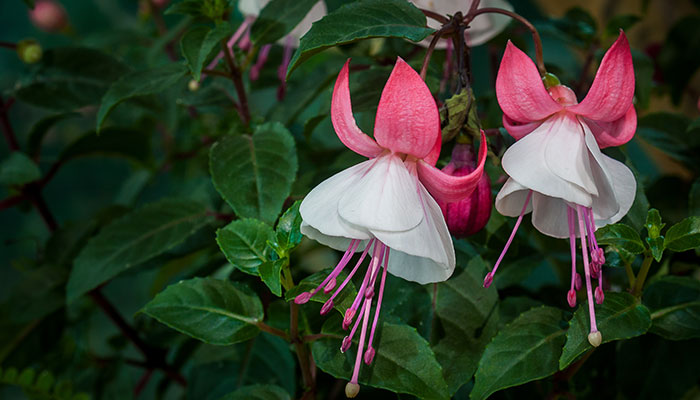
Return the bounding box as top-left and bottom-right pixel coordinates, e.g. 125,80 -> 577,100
411,0 -> 513,47
485,32 -> 637,347
294,58 -> 487,397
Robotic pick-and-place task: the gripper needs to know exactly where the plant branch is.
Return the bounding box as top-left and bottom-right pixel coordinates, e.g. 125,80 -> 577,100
420,26 -> 450,81
466,8 -> 546,76
0,95 -> 20,151
202,68 -> 231,78
419,8 -> 448,24
632,255 -> 654,296
0,41 -> 17,50
623,260 -> 636,290
0,194 -> 27,211
291,302 -> 316,398
220,40 -> 251,125
255,321 -> 288,339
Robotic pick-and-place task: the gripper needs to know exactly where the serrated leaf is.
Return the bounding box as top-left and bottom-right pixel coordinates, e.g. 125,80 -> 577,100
210,122 -> 298,224
471,306 -> 567,400
646,209 -> 664,238
285,268 -> 357,315
0,152 -> 41,186
559,292 -> 651,369
218,384 -> 291,400
216,218 -> 275,275
287,0 -> 434,76
143,277 -> 263,345
14,47 -> 128,111
643,276 -> 700,340
259,259 -> 286,297
312,318 -> 450,400
274,201 -> 303,255
432,258 -> 499,394
595,223 -> 646,259
96,62 -> 189,132
250,0 -> 319,45
59,128 -> 152,166
66,199 -> 209,302
664,216 -> 700,252
181,23 -> 233,81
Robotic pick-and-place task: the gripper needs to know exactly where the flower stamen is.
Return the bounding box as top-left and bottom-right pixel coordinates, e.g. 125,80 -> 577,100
577,205 -> 601,347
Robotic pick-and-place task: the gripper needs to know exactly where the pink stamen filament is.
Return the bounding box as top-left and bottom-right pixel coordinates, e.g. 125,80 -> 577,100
342,298 -> 367,353
277,35 -> 294,100
577,205 -> 598,334
203,16 -> 254,78
325,240 -> 372,304
296,239 -> 360,304
345,242 -> 382,324
484,190 -> 533,286
365,247 -> 389,364
567,206 -> 577,293
249,44 -> 272,81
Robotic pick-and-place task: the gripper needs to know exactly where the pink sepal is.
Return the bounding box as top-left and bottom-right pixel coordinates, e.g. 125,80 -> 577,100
422,135 -> 442,166
373,58 -> 441,159
568,32 -> 635,122
583,105 -> 637,148
331,59 -> 384,158
502,114 -> 542,141
496,41 -> 561,123
416,131 -> 488,203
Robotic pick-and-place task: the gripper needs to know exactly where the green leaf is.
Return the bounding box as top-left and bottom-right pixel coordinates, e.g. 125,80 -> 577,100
636,113 -> 693,166
645,209 -> 666,261
216,219 -> 275,275
273,201 -> 303,256
690,178 -> 700,216
143,277 -> 263,345
643,276 -> 700,340
312,319 -> 450,400
26,112 -> 80,157
219,384 -> 291,400
14,47 -> 128,111
432,257 -> 499,394
0,152 -> 41,186
181,23 -> 233,81
59,128 -> 152,166
285,269 -> 357,315
259,259 -> 286,297
595,223 -> 646,260
210,122 -> 298,224
559,292 -> 651,369
96,62 -> 189,132
471,306 -> 567,400
250,0 -> 319,45
664,216 -> 700,252
440,89 -> 471,143
287,0 -> 434,76
66,199 -> 209,302
551,7 -> 597,47
631,49 -> 654,109
165,0 -> 204,16
659,15 -> 700,103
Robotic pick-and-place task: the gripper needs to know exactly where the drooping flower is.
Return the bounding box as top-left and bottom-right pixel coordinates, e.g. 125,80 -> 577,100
295,58 -> 487,397
411,0 -> 513,47
28,0 -> 68,33
437,142 -> 492,237
485,32 -> 637,347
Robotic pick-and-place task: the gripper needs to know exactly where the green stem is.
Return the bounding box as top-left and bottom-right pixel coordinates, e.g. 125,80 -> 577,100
623,261 -> 636,291
632,255 -> 654,296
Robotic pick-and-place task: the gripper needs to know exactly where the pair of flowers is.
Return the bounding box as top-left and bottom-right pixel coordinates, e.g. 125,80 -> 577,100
294,33 -> 636,396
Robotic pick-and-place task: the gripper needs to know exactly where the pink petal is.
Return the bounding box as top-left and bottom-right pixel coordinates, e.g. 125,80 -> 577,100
422,135 -> 442,166
568,32 -> 635,122
496,41 -> 561,123
502,114 -> 542,140
331,59 -> 384,158
582,105 -> 637,148
373,58 -> 441,159
416,131 -> 488,203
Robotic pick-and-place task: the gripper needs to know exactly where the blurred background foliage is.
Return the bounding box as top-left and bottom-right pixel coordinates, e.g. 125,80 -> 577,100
1,0 -> 699,399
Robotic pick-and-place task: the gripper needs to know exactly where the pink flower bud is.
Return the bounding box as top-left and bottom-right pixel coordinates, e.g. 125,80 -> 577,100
437,143 -> 492,238
29,0 -> 68,33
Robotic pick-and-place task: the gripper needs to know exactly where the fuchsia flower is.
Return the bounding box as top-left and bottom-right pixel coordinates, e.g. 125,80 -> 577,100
485,32 -> 637,347
295,58 -> 487,397
29,0 -> 68,33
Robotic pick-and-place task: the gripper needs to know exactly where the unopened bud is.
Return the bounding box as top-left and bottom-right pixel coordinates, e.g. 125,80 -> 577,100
567,289 -> 577,308
294,292 -> 311,304
588,331 -> 602,347
345,382 -> 360,398
437,143 -> 491,238
542,72 -> 561,89
28,0 -> 68,33
595,286 -> 604,304
17,39 -> 42,64
188,80 -> 200,92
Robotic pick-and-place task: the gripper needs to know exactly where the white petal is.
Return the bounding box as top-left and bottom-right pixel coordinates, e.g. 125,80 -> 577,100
545,114 -> 598,195
339,154 -> 424,232
495,177 -> 533,217
300,223 -> 368,253
502,115 -> 593,206
530,193 -> 572,238
373,180 -> 454,284
299,160 -> 373,240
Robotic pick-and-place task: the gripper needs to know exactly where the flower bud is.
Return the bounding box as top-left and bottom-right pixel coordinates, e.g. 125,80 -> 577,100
28,0 -> 68,33
437,143 -> 492,238
188,80 -> 200,92
17,39 -> 42,64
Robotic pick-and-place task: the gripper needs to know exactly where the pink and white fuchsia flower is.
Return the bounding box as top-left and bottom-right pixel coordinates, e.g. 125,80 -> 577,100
295,58 -> 487,397
484,32 -> 637,347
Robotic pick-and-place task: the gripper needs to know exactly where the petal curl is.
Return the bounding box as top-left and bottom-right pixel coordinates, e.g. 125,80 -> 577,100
373,181 -> 454,284
502,114 -> 542,140
338,154 -> 423,232
494,178 -> 533,217
422,134 -> 442,167
568,32 -> 635,122
331,59 -> 384,158
373,58 -> 440,158
582,105 -> 637,148
496,41 -> 562,123
416,131 -> 487,203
